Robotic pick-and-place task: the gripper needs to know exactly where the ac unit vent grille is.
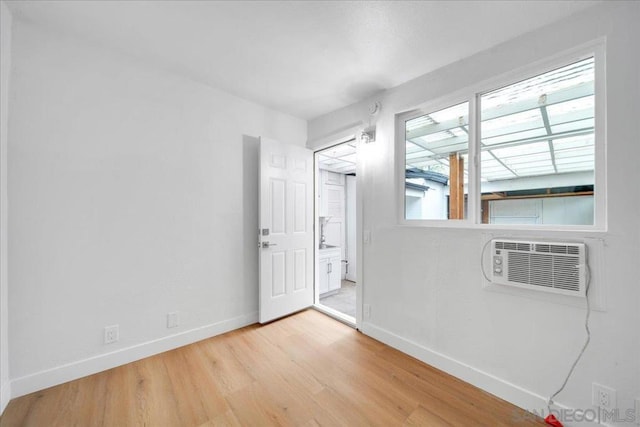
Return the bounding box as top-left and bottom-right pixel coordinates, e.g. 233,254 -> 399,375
529,254 -> 553,288
507,253 -> 580,290
497,241 -> 532,251
534,243 -> 581,255
491,239 -> 586,297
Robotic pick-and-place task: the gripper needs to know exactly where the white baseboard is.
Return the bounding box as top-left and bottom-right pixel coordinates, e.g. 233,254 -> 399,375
361,322 -> 550,415
0,379 -> 11,415
361,323 -> 612,426
10,312 -> 258,399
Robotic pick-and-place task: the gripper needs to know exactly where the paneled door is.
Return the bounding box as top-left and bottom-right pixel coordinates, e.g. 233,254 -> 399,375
259,137 -> 314,323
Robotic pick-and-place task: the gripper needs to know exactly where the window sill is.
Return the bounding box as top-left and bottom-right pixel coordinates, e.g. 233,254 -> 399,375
397,220 -> 607,235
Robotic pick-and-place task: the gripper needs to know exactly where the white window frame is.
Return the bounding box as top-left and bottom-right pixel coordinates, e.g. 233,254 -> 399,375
396,40 -> 607,232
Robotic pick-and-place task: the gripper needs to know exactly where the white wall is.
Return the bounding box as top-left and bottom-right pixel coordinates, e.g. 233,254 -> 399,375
0,0 -> 12,414
309,2 -> 639,425
405,179 -> 447,220
7,19 -> 306,397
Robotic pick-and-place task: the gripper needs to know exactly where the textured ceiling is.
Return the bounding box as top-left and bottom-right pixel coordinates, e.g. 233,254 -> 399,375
6,1 -> 601,120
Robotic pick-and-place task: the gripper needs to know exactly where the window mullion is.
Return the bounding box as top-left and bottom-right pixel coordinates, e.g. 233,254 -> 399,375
468,95 -> 480,224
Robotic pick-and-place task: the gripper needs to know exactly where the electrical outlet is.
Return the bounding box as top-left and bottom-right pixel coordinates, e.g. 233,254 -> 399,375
363,304 -> 371,319
167,311 -> 179,328
592,383 -> 616,409
104,325 -> 119,344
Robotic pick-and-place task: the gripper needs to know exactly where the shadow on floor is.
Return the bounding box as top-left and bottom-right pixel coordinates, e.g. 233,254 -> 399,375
319,280 -> 355,318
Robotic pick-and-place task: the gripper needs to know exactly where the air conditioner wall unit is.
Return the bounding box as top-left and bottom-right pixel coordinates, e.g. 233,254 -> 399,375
489,239 -> 586,297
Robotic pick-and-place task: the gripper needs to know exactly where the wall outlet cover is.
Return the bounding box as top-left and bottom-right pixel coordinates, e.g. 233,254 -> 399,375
592,383 -> 616,409
167,311 -> 179,328
104,325 -> 119,344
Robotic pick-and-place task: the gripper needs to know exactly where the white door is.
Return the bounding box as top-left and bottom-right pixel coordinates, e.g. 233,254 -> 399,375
259,137 -> 314,323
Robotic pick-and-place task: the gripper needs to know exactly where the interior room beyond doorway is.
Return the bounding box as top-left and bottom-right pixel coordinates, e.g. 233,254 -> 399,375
315,140 -> 357,323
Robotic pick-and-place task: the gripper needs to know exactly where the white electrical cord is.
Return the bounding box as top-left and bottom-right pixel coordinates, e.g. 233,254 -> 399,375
547,256 -> 592,414
479,238 -> 494,283
479,238 -> 592,415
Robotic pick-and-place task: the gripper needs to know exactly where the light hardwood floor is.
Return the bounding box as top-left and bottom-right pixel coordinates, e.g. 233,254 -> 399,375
0,309 -> 544,426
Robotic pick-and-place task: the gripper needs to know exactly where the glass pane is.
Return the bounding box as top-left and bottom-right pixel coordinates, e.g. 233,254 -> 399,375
479,57 -> 595,225
405,102 -> 469,220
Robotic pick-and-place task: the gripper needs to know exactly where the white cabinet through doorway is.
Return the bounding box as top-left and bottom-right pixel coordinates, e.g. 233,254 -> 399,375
319,247 -> 341,295
318,168 -> 346,277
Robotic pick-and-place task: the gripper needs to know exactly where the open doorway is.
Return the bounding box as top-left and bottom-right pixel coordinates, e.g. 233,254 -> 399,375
314,140 -> 357,325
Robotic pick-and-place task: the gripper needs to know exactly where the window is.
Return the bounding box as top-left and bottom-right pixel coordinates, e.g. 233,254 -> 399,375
479,58 -> 595,226
402,52 -> 602,228
405,102 -> 469,220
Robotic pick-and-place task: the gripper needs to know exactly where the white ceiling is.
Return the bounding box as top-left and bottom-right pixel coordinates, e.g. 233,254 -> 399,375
6,1 -> 600,120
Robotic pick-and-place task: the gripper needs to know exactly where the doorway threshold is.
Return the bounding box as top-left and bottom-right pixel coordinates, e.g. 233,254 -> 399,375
313,304 -> 356,328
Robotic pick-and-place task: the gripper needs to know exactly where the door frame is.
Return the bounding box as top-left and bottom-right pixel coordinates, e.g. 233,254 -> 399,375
312,134 -> 364,330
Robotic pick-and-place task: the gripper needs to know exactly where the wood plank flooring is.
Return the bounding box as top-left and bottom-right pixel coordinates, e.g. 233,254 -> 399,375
0,309 -> 544,426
